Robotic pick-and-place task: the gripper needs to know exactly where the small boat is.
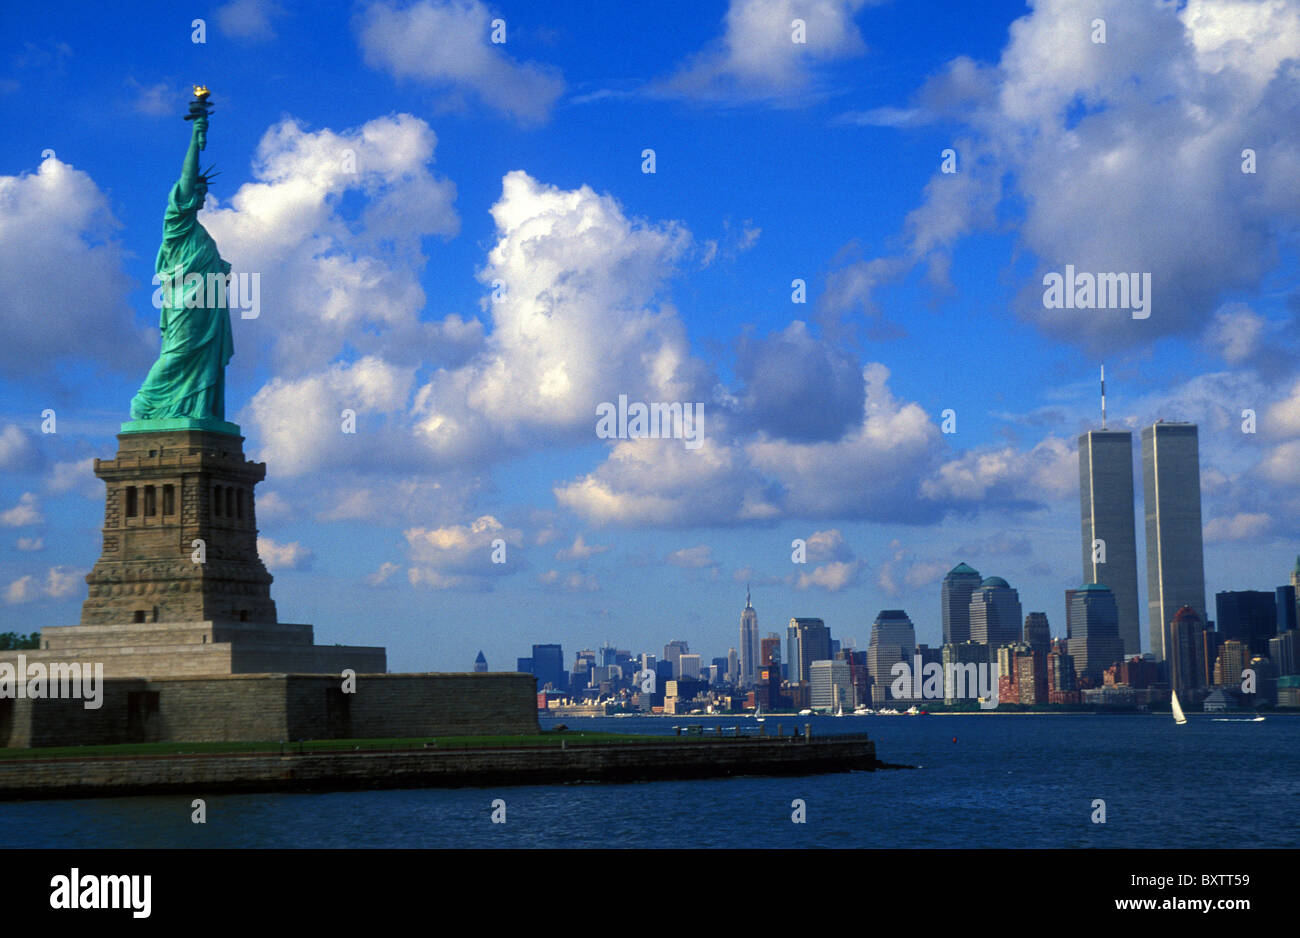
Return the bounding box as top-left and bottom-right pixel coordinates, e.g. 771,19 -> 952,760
798,709 -> 813,716
905,706 -> 920,715
834,703 -> 844,717
1171,690 -> 1187,725
1212,715 -> 1266,723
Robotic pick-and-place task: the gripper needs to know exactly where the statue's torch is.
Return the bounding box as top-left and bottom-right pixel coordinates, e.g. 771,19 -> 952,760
184,85 -> 213,150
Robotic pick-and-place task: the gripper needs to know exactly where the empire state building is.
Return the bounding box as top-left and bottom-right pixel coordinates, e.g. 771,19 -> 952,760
739,587 -> 759,688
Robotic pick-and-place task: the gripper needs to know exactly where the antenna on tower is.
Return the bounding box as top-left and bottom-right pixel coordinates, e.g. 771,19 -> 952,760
1100,364 -> 1107,430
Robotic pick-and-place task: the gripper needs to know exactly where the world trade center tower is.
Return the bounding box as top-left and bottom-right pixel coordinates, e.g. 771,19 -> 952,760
1141,422 -> 1208,661
1079,429 -> 1142,658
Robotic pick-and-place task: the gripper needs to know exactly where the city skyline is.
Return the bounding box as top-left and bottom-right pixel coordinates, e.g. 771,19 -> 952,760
3,0 -> 1299,675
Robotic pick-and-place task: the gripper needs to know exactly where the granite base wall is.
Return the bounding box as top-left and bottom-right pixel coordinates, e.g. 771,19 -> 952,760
1,672 -> 539,748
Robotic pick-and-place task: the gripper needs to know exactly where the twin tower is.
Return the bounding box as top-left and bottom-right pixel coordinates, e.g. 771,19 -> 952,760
1080,421 -> 1205,662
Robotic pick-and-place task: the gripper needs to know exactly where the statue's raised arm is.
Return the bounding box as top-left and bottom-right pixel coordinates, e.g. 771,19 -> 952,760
177,87 -> 210,201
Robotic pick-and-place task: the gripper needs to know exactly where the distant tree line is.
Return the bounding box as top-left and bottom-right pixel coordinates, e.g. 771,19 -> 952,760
0,632 -> 40,650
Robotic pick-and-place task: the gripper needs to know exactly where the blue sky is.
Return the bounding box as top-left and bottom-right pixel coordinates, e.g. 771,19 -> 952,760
2,0 -> 1299,673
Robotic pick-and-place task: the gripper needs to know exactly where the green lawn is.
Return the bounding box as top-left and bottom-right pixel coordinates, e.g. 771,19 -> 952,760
0,729 -> 756,760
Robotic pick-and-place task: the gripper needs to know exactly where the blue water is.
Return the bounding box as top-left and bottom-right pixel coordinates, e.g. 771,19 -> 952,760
2,713 -> 1296,848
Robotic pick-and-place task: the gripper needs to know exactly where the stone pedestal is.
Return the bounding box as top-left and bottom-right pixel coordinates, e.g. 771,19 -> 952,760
81,428 -> 276,626
10,428 -> 386,679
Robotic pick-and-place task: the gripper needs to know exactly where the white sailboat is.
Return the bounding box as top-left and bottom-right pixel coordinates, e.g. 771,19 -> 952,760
1171,689 -> 1187,725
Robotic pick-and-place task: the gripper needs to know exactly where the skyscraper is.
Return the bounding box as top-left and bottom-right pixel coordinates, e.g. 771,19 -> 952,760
1276,585 -> 1297,634
941,641 -> 989,704
867,610 -> 916,703
788,617 -> 831,684
969,577 -> 1023,649
1291,556 -> 1300,628
1023,612 -> 1051,652
663,640 -> 689,679
1067,583 -> 1126,681
809,659 -> 855,711
760,633 -> 781,666
786,620 -> 799,685
1215,590 -> 1277,657
1268,630 -> 1298,676
1214,640 -> 1251,687
1168,605 -> 1207,698
1079,428 -> 1142,657
1141,421 -> 1207,661
474,650 -> 488,673
942,562 -> 982,644
739,587 -> 759,688
531,643 -> 566,693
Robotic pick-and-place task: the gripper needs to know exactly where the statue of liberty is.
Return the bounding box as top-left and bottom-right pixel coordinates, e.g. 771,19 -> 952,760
126,86 -> 236,432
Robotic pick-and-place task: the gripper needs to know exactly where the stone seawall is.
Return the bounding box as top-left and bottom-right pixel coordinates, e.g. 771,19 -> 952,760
0,735 -> 877,800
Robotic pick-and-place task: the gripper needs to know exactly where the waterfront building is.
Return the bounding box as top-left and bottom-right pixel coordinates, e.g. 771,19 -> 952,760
1168,606 -> 1207,699
969,577 -> 1023,648
531,644 -> 567,693
1250,656 -> 1277,706
1276,585 -> 1297,634
663,640 -> 689,679
1067,583 -> 1126,682
1141,422 -> 1207,660
809,659 -> 855,711
1023,612 -> 1051,653
756,659 -> 782,710
789,618 -> 831,684
1014,648 -> 1048,705
1079,427 -> 1143,656
941,641 -> 989,704
1292,556 -> 1300,627
942,562 -> 982,644
783,681 -> 810,711
1047,642 -> 1079,704
1213,640 -> 1251,687
1203,688 -> 1241,712
1278,675 -> 1300,708
1120,656 -> 1160,688
867,610 -> 915,704
1215,590 -> 1277,657
1268,630 -> 1298,676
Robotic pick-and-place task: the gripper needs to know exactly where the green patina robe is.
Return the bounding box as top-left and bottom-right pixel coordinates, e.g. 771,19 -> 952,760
129,181 -> 234,421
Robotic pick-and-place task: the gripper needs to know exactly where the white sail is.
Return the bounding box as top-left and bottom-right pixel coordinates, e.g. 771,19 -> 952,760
1171,690 -> 1187,725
